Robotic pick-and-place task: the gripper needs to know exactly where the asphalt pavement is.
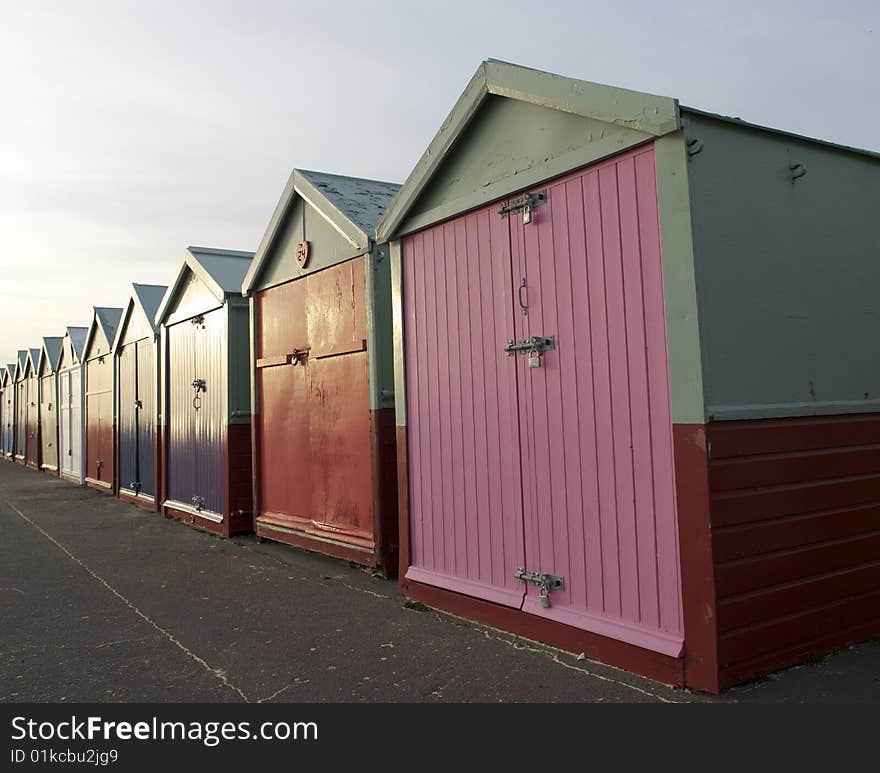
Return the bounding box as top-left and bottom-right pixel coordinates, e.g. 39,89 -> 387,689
1,460 -> 877,703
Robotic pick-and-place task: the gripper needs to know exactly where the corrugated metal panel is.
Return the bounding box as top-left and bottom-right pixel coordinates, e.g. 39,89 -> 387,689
166,308 -> 225,517
59,367 -> 83,479
1,385 -> 11,455
15,380 -> 26,458
26,372 -> 39,466
40,374 -> 57,468
401,145 -> 683,654
85,355 -> 113,485
708,413 -> 880,685
117,342 -> 138,492
137,340 -> 155,497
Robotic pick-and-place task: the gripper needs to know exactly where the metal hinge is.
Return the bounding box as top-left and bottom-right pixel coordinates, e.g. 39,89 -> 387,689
515,567 -> 565,608
499,190 -> 547,224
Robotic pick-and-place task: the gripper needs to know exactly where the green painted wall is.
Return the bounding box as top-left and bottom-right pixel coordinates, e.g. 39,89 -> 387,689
400,94 -> 652,235
118,302 -> 152,347
226,299 -> 251,424
684,111 -> 880,419
164,269 -> 223,326
252,196 -> 364,292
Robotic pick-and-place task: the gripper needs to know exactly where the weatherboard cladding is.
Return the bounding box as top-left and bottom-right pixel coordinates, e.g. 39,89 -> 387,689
38,336 -> 64,471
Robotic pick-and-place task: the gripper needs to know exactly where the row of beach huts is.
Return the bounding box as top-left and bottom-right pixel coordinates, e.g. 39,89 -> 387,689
3,61 -> 879,693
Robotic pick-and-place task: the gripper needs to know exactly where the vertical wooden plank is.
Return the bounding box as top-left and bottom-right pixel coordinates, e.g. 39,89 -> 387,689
458,214 -> 479,581
618,154 -> 660,630
584,169 -> 621,619
426,228 -> 444,572
636,149 -> 683,634
565,176 -> 604,613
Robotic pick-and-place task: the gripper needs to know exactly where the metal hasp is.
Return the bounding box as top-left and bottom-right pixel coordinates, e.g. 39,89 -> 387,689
504,336 -> 555,355
499,190 -> 547,224
515,567 -> 565,608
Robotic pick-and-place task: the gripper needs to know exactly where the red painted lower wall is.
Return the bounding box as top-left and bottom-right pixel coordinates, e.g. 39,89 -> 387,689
707,413 -> 880,688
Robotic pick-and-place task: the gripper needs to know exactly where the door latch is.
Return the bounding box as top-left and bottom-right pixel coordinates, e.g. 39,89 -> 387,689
499,190 -> 547,224
191,379 -> 206,410
504,335 -> 555,370
515,567 -> 565,608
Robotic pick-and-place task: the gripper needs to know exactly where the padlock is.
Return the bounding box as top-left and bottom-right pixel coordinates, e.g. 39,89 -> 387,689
539,590 -> 551,608
528,348 -> 541,368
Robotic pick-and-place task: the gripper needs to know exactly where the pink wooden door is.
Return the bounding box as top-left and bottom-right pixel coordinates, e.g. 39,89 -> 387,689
510,145 -> 683,656
402,204 -> 526,607
402,144 -> 683,655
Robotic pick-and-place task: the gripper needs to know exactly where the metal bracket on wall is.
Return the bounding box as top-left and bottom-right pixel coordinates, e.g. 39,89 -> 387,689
499,190 -> 547,224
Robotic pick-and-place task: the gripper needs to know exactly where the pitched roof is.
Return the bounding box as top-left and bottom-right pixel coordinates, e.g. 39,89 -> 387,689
28,348 -> 41,373
2,364 -> 14,385
40,337 -> 63,373
376,59 -> 680,241
112,283 -> 168,350
242,169 -> 400,293
67,326 -> 89,361
15,350 -> 28,380
84,307 -> 124,358
155,246 -> 255,325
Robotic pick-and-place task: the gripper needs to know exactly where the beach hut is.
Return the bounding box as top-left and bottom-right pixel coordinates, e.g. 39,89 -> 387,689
113,284 -> 167,510
14,349 -> 40,467
155,247 -> 254,537
83,307 -> 123,493
377,59 -> 880,692
241,169 -> 401,571
1,365 -> 15,459
38,336 -> 64,474
57,326 -> 88,484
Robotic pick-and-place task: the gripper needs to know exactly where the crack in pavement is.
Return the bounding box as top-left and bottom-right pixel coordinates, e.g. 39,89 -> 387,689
5,501 -> 251,703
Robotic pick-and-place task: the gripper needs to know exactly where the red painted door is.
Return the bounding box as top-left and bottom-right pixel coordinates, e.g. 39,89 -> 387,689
403,145 -> 683,654
256,259 -> 375,549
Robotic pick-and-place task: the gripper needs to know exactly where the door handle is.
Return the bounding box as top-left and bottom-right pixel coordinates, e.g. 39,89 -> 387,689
517,277 -> 528,316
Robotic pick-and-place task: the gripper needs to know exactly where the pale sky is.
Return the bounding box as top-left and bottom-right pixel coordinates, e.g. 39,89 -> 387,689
1,0 -> 877,363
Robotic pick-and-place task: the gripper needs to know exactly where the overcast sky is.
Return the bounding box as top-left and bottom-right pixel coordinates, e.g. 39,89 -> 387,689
1,0 -> 877,364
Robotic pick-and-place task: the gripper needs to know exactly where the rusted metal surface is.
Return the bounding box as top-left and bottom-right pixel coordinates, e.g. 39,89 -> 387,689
708,413 -> 880,688
253,257 -> 392,564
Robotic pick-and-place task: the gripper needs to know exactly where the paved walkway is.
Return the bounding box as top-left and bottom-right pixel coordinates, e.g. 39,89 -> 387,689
1,461 -> 877,703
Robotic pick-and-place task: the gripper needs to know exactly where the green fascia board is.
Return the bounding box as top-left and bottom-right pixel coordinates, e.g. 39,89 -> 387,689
241,169 -> 372,296
376,59 -> 680,242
